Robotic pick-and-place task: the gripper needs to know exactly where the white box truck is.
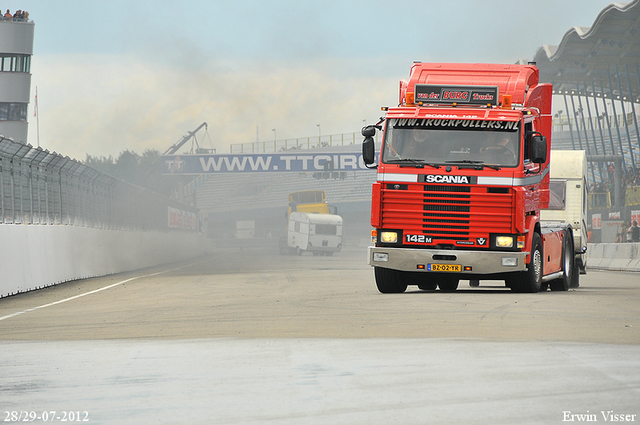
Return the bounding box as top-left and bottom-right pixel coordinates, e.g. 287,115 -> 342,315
540,150 -> 588,283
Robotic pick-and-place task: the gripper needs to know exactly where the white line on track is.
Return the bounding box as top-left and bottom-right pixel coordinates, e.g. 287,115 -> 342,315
0,260 -> 204,322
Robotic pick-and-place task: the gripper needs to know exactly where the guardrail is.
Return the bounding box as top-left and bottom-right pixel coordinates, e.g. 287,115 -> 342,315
0,137 -> 198,231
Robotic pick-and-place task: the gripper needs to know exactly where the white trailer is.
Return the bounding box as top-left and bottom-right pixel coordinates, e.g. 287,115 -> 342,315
541,150 -> 588,282
287,212 -> 343,256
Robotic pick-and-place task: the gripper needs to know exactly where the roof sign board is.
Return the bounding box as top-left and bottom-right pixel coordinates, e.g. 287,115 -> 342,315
415,84 -> 499,106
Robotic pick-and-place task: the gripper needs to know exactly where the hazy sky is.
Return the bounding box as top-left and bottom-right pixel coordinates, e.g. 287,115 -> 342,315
10,0 -> 619,159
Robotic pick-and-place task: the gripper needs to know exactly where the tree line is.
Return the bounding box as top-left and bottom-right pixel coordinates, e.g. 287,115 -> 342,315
83,149 -> 192,201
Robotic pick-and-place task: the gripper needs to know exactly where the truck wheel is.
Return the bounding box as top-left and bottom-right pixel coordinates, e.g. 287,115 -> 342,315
570,259 -> 580,288
374,267 -> 408,294
417,277 -> 438,291
550,231 -> 573,291
402,271 -> 436,290
396,271 -> 436,291
438,277 -> 459,292
510,232 -> 542,293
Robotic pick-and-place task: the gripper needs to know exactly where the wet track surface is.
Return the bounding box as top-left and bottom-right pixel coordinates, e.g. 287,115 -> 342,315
1,245 -> 639,424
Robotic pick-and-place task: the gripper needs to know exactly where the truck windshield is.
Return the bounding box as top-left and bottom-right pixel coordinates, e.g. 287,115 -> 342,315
381,118 -> 520,167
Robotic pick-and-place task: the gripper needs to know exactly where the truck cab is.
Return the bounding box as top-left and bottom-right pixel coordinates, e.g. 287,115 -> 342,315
362,62 -> 580,293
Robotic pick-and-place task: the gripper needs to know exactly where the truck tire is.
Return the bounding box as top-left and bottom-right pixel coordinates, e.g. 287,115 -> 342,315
417,274 -> 438,291
374,267 -> 408,294
509,232 -> 542,293
438,277 -> 459,292
570,259 -> 580,288
401,271 -> 437,290
550,231 -> 574,291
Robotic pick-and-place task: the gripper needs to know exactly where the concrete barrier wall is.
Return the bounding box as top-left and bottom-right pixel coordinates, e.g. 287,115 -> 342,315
587,243 -> 640,272
2,225 -> 635,298
0,225 -> 214,298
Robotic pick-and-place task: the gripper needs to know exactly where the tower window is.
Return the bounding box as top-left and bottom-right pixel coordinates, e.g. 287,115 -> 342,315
0,103 -> 28,121
0,54 -> 30,73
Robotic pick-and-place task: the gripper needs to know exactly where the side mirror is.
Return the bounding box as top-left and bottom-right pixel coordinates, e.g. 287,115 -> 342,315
362,137 -> 375,165
530,133 -> 547,163
361,125 -> 376,138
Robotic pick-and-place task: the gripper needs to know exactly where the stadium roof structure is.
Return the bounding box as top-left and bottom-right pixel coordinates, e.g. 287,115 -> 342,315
531,0 -> 640,184
534,0 -> 640,103
533,0 -> 640,102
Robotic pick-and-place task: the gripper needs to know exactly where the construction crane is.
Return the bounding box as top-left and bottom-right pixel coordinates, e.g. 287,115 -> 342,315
163,122 -> 209,155
145,122 -> 209,177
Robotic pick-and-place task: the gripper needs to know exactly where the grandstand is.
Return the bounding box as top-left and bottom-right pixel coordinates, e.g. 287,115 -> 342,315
551,110 -> 640,185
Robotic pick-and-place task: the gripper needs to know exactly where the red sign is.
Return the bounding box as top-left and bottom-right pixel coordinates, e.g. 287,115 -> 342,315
168,207 -> 198,230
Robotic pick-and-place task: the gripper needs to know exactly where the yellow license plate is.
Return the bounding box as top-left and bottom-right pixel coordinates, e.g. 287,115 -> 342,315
428,263 -> 462,272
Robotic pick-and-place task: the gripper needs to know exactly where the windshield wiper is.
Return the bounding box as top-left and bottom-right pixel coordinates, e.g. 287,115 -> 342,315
387,159 -> 440,169
444,160 -> 500,170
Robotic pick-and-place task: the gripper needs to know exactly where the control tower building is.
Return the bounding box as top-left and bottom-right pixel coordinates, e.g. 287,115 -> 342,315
0,15 -> 34,143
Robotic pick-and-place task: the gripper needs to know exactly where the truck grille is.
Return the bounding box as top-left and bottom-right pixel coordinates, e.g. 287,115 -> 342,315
381,184 -> 514,242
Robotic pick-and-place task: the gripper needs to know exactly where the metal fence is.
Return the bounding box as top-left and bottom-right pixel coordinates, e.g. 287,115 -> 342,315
0,137 -> 198,231
229,132 -> 364,154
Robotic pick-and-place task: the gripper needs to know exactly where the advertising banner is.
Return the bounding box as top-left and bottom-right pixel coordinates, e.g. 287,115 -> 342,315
160,152 -> 371,175
592,213 -> 601,230
168,207 -> 198,230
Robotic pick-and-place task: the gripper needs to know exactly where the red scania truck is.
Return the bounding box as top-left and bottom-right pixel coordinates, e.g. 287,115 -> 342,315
361,62 -> 585,293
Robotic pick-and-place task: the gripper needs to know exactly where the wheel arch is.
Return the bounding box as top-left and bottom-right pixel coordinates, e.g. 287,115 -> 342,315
524,214 -> 542,264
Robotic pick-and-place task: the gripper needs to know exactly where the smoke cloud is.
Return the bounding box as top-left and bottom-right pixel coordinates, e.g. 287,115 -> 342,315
29,53 -> 395,160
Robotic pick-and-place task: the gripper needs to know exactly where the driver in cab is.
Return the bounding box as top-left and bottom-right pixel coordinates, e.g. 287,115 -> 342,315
384,129 -> 439,168
394,130 -> 429,159
480,134 -> 516,164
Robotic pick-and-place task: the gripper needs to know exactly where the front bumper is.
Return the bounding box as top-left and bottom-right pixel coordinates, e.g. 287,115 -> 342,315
368,246 -> 528,274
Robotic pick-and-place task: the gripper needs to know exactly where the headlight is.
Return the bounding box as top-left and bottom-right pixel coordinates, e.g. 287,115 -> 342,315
380,231 -> 398,243
495,236 -> 514,248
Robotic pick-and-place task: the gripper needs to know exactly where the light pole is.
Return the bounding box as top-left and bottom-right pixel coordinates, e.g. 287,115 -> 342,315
272,128 -> 276,141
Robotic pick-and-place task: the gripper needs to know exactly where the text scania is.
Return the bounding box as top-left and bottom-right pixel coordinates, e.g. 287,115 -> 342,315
424,175 -> 471,184
394,118 -> 519,130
